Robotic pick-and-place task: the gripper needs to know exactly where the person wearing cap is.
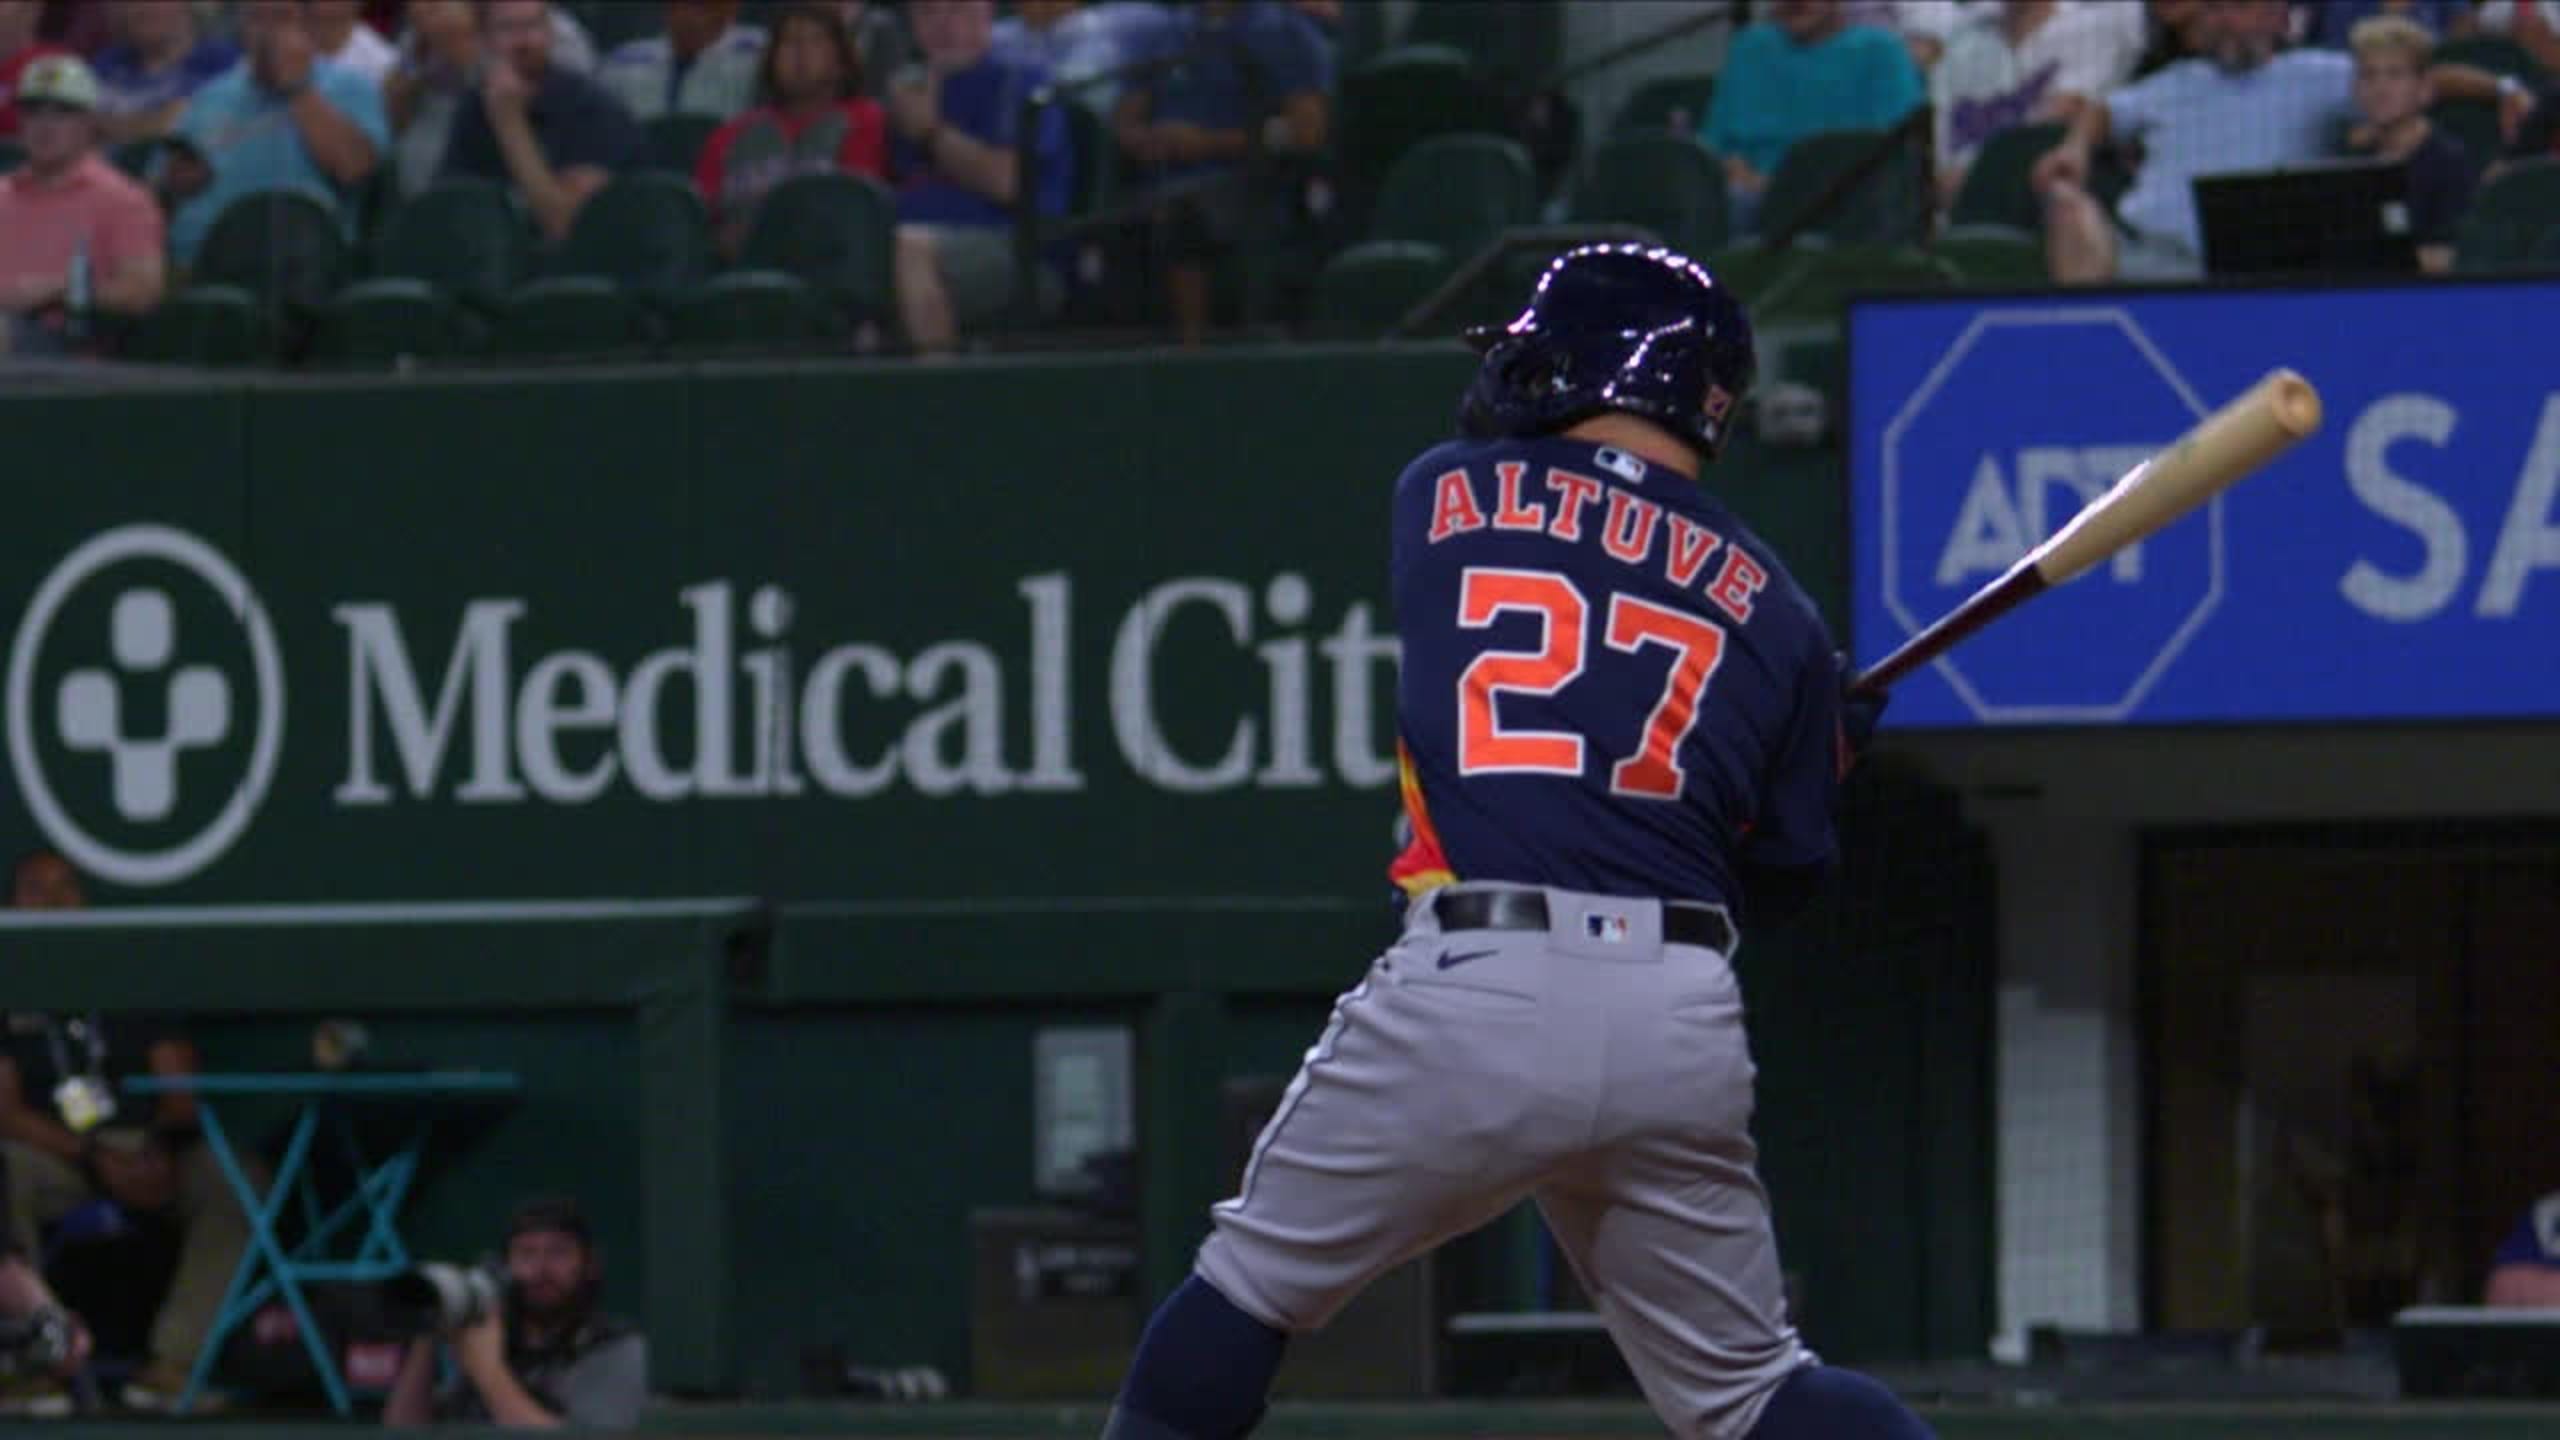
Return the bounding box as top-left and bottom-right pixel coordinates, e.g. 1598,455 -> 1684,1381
0,0 -> 72,142
0,53 -> 166,352
159,0 -> 387,270
381,1196 -> 650,1429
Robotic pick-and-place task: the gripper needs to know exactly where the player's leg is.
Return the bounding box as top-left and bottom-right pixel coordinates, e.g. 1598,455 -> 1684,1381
1106,927 -> 1572,1439
1536,931 -> 1934,1440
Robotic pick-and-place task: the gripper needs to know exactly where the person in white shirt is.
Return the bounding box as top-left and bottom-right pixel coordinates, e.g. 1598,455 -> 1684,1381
1932,0 -> 2139,205
306,0 -> 395,84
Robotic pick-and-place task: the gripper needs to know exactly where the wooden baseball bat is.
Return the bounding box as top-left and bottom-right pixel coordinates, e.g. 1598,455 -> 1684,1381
1848,367 -> 2323,698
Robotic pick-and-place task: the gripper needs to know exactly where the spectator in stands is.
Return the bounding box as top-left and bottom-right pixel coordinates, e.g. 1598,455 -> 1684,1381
597,0 -> 767,124
886,0 -> 1069,353
307,0 -> 397,86
2465,2 -> 2560,77
91,0 -> 238,144
1114,0 -> 1328,347
2131,0 -> 2209,75
0,55 -> 164,354
2037,0 -> 2351,279
1702,0 -> 1926,233
2342,15 -> 2472,271
439,0 -> 642,243
384,0 -> 481,197
1933,1 -> 2142,209
835,0 -> 916,97
2487,1188 -> 2560,1306
695,2 -> 887,254
2035,0 -> 2514,282
1846,0 -> 1968,71
382,1196 -> 650,1428
1,849 -> 248,1414
160,0 -> 387,270
0,0 -> 70,142
0,1219 -> 92,1414
2304,1 -> 2462,49
993,1 -> 1165,114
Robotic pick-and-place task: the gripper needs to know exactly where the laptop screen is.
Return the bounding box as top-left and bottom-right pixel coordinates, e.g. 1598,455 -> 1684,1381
2192,160 -> 2418,277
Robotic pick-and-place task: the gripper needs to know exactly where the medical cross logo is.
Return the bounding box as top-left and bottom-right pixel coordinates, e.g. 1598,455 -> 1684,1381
6,526 -> 284,887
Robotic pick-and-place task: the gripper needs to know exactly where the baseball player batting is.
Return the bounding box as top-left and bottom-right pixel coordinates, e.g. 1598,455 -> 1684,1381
1102,245 -> 1926,1440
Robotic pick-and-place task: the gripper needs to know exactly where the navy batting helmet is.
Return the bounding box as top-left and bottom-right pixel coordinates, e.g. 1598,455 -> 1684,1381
1459,244 -> 1756,462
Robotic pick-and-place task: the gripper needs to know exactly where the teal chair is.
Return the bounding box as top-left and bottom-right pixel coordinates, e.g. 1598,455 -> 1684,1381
667,271 -> 834,351
737,173 -> 897,324
1761,127 -> 1928,245
123,286 -> 269,367
1613,73 -> 1717,137
1572,135 -> 1731,255
643,113 -> 722,177
190,189 -> 350,313
549,172 -> 712,308
371,179 -> 532,311
312,278 -> 470,366
1305,241 -> 1450,340
1368,133 -> 1540,262
491,276 -> 653,358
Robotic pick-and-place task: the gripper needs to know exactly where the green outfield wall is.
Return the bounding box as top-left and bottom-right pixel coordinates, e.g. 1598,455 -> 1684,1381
0,350 -> 1976,1397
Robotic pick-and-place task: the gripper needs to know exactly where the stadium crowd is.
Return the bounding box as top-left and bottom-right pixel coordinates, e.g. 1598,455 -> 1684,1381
0,2 -> 2554,364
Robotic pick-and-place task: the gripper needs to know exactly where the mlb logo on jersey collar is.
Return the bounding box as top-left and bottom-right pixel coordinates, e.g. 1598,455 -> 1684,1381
1585,912 -> 1632,943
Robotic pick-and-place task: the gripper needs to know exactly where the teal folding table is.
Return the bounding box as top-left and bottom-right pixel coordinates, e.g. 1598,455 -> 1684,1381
122,1070 -> 522,1416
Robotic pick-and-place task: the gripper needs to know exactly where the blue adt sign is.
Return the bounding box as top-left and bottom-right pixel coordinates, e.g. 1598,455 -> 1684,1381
1849,282 -> 2560,728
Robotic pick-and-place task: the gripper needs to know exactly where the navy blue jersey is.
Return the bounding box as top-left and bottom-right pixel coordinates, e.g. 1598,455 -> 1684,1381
1388,434 -> 1844,911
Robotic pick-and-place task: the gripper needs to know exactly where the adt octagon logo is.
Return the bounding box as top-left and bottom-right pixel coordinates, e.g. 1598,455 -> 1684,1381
6,526 -> 283,886
1882,308 -> 2220,722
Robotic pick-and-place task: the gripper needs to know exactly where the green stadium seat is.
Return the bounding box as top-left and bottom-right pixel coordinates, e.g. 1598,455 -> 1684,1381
189,189 -> 350,312
1702,242 -> 1813,307
0,140 -> 19,175
667,270 -> 833,351
1399,1 -> 1560,88
2456,157 -> 2560,271
122,285 -> 268,367
491,275 -> 653,358
1571,135 -> 1730,254
1949,121 -> 2064,232
1334,45 -> 1506,209
550,172 -> 712,308
311,278 -> 471,366
643,113 -> 722,176
1933,223 -> 2048,288
371,178 -> 531,311
1368,133 -> 1539,260
1306,241 -> 1449,341
1759,126 -> 1928,245
1751,244 -> 1957,329
737,172 -> 897,322
1613,72 -> 1718,136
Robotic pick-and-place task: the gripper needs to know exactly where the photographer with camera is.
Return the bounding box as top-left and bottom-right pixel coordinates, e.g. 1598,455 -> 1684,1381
381,1197 -> 647,1429
0,1181 -> 91,1417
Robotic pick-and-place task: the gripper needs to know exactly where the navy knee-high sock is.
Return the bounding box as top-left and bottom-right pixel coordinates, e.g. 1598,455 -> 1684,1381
1102,1275 -> 1289,1440
1744,1365 -> 1934,1440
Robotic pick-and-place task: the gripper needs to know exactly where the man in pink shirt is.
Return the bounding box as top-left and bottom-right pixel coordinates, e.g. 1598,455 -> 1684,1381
0,53 -> 166,354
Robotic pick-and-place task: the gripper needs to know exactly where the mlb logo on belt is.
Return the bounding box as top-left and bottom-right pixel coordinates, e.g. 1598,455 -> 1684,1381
1585,912 -> 1631,943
